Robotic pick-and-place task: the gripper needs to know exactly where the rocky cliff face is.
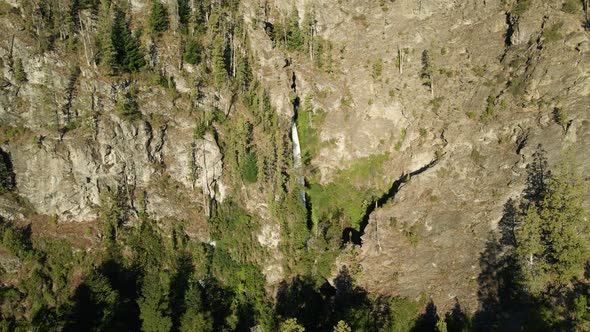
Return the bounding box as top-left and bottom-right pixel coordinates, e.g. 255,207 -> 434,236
1,0 -> 590,313
248,0 -> 590,311
0,4 -> 226,231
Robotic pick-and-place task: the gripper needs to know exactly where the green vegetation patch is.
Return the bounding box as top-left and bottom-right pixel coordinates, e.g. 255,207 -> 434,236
543,22 -> 563,43
307,153 -> 389,230
372,58 -> 383,80
513,0 -> 531,16
296,95 -> 327,166
429,97 -> 444,111
563,0 -> 580,13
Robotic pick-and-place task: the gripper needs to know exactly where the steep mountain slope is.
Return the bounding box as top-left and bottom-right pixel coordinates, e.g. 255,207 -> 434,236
0,0 -> 589,327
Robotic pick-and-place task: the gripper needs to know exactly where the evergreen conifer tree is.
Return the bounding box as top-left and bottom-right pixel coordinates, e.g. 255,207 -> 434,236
111,8 -> 145,72
183,39 -> 201,65
138,271 -> 172,332
177,0 -> 190,29
149,0 -> 169,34
236,55 -> 252,91
212,35 -> 228,88
516,151 -> 589,293
179,280 -> 213,332
286,7 -> 304,51
123,30 -> 146,71
96,0 -> 117,73
333,320 -> 352,332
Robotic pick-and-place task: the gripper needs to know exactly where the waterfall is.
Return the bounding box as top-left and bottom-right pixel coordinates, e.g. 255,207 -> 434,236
291,120 -> 306,203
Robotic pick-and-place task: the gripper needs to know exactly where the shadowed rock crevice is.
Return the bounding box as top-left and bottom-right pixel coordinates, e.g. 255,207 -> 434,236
343,156 -> 440,246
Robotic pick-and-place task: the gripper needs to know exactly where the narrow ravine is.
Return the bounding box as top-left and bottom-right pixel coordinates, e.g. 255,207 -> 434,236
342,156 -> 441,246
288,70 -> 307,205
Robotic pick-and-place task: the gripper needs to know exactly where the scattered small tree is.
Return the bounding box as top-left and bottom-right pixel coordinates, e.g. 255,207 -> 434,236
236,55 -> 253,91
0,149 -> 15,194
372,58 -> 383,80
279,318 -> 305,332
13,58 -> 27,83
116,87 -> 141,120
333,320 -> 352,332
177,0 -> 190,31
241,151 -> 259,183
421,50 -> 434,97
563,0 -> 580,13
302,6 -> 317,60
183,39 -> 201,65
436,317 -> 448,332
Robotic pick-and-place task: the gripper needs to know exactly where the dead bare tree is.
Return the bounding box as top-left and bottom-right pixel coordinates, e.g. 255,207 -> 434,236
585,0 -> 590,30
421,49 -> 434,97
397,46 -> 404,74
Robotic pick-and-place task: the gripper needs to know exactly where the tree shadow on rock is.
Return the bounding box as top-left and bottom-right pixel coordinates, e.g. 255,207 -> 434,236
445,298 -> 471,332
169,252 -> 194,330
201,277 -> 237,331
498,199 -> 518,247
473,232 -> 532,330
275,266 -> 383,331
0,148 -> 16,192
473,234 -> 509,330
523,144 -> 550,205
473,145 -> 552,331
64,258 -> 141,332
275,276 -> 330,331
332,266 -> 379,331
411,299 -> 439,332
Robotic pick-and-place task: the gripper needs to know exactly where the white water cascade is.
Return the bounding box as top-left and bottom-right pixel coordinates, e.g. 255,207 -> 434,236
291,120 -> 306,203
